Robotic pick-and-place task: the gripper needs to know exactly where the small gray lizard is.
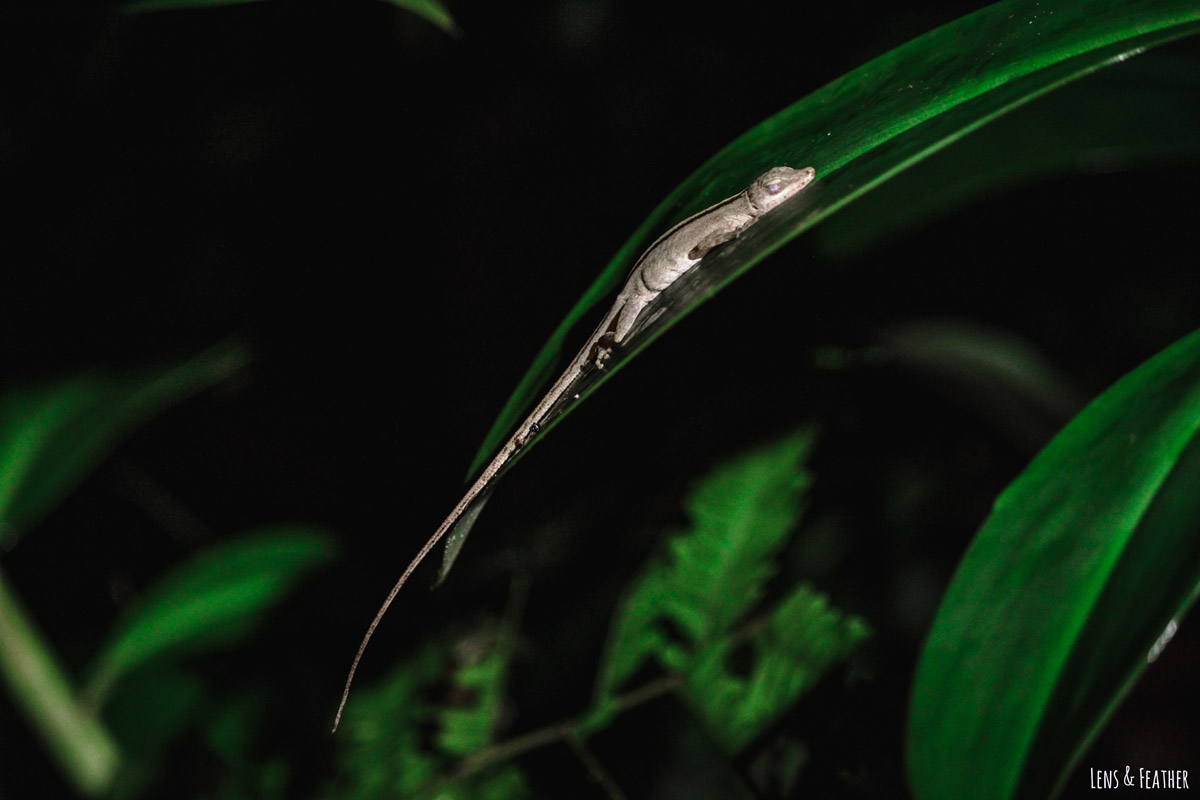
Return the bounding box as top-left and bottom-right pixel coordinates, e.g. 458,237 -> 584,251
333,165 -> 816,730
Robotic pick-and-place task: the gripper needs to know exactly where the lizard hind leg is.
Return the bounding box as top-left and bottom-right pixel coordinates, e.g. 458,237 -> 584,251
611,293 -> 652,344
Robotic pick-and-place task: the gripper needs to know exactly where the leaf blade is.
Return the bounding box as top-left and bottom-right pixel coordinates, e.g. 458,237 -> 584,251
454,0 -> 1200,570
85,526 -> 338,705
0,339 -> 251,549
908,327 -> 1200,800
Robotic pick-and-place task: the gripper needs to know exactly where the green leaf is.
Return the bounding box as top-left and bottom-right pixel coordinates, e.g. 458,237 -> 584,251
908,327 -> 1200,800
436,639 -> 510,757
327,633 -> 529,800
120,0 -> 463,37
592,430 -> 867,751
451,0 -> 1200,573
595,429 -> 817,702
380,0 -> 461,37
812,48 -> 1200,259
325,642 -> 447,798
0,565 -> 122,797
84,527 -> 337,705
0,339 -> 250,549
684,584 -> 870,752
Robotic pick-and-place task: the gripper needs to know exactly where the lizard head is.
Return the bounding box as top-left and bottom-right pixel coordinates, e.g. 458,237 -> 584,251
746,166 -> 816,215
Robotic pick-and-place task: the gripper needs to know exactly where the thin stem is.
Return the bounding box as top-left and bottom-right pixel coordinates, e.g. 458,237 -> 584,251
0,564 -> 121,796
567,733 -> 629,800
422,673 -> 681,794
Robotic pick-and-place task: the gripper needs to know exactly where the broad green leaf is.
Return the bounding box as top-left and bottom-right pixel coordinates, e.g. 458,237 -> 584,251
450,0 -> 1200,575
813,47 -> 1200,258
908,327 -> 1200,800
84,527 -> 337,705
0,339 -> 250,550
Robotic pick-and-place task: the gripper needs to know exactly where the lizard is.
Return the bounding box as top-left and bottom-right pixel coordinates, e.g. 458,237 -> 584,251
333,164 -> 816,731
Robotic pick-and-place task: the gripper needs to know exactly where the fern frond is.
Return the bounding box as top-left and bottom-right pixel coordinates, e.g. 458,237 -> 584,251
597,429 -> 816,700
592,428 -> 871,751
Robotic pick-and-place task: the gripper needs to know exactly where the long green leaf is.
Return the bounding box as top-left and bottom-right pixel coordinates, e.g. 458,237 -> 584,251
452,0 -> 1200,571
0,339 -> 250,550
908,327 -> 1200,800
84,527 -> 337,705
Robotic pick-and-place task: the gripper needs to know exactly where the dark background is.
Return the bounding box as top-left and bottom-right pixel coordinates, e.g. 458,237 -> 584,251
1,0 -> 1197,797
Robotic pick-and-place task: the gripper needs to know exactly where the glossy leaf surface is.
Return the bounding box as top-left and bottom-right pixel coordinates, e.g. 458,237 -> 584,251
908,328 -> 1200,800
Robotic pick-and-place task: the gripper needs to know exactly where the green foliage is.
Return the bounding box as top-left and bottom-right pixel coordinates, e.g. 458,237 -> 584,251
909,327 -> 1200,800
0,566 -> 122,796
0,343 -> 336,798
437,637 -> 511,757
685,585 -> 870,752
85,527 -> 339,706
119,0 -> 462,36
593,430 -> 870,751
327,627 -> 528,800
0,339 -> 250,550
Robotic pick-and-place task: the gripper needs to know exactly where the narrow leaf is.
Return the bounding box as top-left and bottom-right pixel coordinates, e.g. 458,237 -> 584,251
380,0 -> 461,37
0,339 -> 250,549
453,0 -> 1200,570
85,527 -> 337,705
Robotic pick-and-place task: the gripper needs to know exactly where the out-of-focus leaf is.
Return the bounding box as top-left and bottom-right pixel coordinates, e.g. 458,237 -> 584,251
84,527 -> 337,705
436,630 -> 512,757
325,633 -> 528,800
121,0 -> 462,37
594,430 -> 816,702
908,327 -> 1200,800
0,339 -> 250,549
0,565 -> 122,796
684,583 -> 870,752
381,0 -> 461,37
591,430 -> 868,751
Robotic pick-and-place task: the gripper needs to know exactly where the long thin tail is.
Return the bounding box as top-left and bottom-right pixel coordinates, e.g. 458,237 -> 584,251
332,312 -> 612,731
331,523 -> 451,732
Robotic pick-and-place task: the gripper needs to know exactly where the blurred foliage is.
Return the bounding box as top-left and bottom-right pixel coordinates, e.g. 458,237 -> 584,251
85,527 -> 338,706
323,632 -> 529,800
121,0 -> 461,36
591,430 -> 870,752
0,339 -> 250,550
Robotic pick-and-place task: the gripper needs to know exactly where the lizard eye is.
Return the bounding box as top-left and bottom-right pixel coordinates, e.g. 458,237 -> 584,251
766,181 -> 783,194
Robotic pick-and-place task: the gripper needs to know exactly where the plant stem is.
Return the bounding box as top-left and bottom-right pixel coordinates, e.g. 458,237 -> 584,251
425,673 -> 681,793
0,564 -> 121,796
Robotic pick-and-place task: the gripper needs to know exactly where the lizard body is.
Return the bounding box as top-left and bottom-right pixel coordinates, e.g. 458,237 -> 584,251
333,165 -> 815,730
